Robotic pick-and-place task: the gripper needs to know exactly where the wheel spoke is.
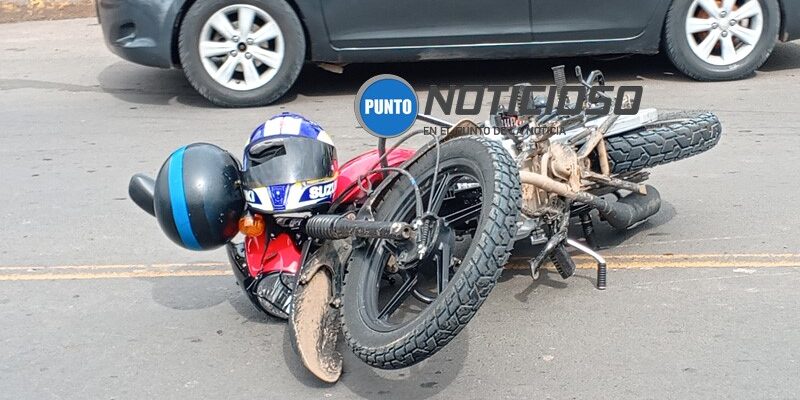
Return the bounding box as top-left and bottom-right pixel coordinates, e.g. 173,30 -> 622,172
687,17 -> 715,34
199,40 -> 235,58
435,242 -> 452,294
209,13 -> 237,40
442,202 -> 481,225
732,0 -> 761,20
241,57 -> 260,86
697,0 -> 721,18
427,172 -> 452,212
237,7 -> 256,38
215,56 -> 238,82
378,272 -> 417,319
250,47 -> 282,69
696,30 -> 721,59
250,22 -> 280,44
720,34 -> 737,63
730,25 -> 760,45
721,0 -> 736,13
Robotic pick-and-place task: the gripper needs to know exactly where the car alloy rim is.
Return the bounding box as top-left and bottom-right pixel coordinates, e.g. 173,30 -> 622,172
199,4 -> 285,91
684,0 -> 764,66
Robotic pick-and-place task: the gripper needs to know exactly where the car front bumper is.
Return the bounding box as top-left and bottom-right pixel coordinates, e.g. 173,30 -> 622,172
97,0 -> 182,68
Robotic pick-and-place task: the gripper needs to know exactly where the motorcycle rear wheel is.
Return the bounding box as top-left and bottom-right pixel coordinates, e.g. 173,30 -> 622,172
342,136 -> 521,369
605,111 -> 722,174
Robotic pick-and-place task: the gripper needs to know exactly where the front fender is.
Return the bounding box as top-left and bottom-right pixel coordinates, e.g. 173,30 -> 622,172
289,239 -> 352,383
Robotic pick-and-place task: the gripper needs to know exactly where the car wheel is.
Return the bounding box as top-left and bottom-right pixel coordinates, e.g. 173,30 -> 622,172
178,0 -> 305,107
663,0 -> 779,81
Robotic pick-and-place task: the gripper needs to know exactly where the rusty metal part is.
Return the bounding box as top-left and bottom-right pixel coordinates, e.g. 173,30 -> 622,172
576,115 -> 619,159
582,170 -> 647,195
576,130 -> 605,159
446,119 -> 482,138
548,142 -> 581,191
596,139 -> 611,176
520,170 -> 578,200
315,63 -> 346,74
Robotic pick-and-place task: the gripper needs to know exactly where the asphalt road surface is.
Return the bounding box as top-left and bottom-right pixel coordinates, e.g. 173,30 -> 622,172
1,18 -> 799,399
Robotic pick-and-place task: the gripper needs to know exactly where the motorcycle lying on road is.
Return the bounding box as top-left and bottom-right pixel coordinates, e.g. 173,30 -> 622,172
129,66 -> 722,383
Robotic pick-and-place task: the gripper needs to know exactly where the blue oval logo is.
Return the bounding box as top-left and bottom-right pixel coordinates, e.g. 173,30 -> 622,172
354,74 -> 418,138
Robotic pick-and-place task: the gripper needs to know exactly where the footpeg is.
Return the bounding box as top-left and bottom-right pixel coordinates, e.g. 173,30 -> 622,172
566,238 -> 607,290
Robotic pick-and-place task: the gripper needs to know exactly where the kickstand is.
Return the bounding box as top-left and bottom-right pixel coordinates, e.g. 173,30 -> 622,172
566,238 -> 606,290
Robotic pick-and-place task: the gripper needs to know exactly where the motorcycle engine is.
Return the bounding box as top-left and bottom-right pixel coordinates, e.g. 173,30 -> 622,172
519,140 -> 582,218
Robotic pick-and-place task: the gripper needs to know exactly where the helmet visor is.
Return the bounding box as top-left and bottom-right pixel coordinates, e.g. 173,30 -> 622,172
243,136 -> 337,187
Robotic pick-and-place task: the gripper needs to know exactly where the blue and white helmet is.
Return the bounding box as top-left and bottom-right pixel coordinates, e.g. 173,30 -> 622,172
242,112 -> 338,214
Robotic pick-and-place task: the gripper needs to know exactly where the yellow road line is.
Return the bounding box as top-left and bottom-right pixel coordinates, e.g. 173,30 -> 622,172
506,253 -> 800,270
0,262 -> 225,271
1,254 -> 799,281
0,270 -> 233,281
510,260 -> 800,270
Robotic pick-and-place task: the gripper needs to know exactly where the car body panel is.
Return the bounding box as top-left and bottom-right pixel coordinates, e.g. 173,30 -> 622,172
98,0 -> 800,69
320,0 -> 532,48
530,0 -> 667,42
97,0 -> 185,68
778,0 -> 800,41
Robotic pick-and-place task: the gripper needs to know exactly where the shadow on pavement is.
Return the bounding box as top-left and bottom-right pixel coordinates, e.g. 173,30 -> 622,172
509,199 -> 676,263
280,324 -> 468,398
96,54 -> 683,107
141,275 -> 283,325
96,41 -> 800,108
759,41 -> 800,72
289,53 -> 685,98
97,61 -> 212,108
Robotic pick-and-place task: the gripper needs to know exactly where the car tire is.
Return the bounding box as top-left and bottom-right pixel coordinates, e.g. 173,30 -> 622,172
178,0 -> 305,107
663,0 -> 779,81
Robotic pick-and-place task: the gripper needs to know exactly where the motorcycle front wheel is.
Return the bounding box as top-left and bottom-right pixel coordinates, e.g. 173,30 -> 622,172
342,136 -> 521,369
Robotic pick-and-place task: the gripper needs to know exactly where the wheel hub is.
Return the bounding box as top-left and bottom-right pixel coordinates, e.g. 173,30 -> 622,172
684,0 -> 764,66
197,4 -> 286,91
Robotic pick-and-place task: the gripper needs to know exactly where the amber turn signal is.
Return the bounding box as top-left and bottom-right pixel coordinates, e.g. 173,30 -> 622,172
239,213 -> 265,237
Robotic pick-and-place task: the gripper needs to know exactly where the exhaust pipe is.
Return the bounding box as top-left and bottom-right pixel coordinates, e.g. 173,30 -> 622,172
594,185 -> 661,230
128,174 -> 156,216
519,171 -> 661,230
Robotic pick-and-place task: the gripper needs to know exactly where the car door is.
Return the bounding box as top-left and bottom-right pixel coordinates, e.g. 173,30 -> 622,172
530,0 -> 664,42
321,0 -> 532,48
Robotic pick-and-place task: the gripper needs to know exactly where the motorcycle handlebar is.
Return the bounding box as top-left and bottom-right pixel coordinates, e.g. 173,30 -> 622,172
305,214 -> 413,241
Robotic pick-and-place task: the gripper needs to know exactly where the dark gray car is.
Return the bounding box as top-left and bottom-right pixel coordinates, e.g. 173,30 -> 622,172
98,0 -> 800,107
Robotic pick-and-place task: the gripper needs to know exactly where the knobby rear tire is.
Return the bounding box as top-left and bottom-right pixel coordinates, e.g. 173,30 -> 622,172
606,111 -> 722,175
